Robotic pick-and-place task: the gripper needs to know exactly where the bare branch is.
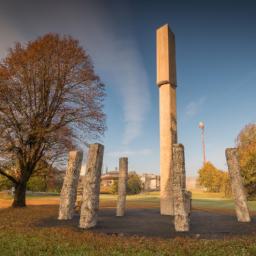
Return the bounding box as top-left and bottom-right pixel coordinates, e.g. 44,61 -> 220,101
0,168 -> 18,184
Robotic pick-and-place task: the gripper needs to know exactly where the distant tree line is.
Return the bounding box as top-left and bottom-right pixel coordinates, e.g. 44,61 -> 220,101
0,165 -> 63,193
110,172 -> 142,195
198,123 -> 256,199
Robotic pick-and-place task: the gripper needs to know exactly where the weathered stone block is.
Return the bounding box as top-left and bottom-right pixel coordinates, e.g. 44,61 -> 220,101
173,144 -> 190,232
185,190 -> 192,215
58,150 -> 83,220
75,175 -> 85,210
116,157 -> 128,217
79,144 -> 104,229
225,148 -> 251,222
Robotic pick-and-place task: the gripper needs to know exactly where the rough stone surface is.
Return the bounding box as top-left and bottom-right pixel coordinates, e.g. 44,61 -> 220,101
116,157 -> 128,216
144,174 -> 151,192
157,24 -> 177,215
58,151 -> 83,220
75,176 -> 86,210
226,148 -> 251,222
173,144 -> 190,231
79,144 -> 104,229
185,191 -> 192,215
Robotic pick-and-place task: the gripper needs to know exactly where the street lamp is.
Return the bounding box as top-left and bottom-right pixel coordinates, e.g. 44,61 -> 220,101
199,121 -> 206,164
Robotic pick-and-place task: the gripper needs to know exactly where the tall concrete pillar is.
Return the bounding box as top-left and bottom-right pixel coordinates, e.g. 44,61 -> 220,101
79,144 -> 104,229
173,144 -> 190,231
116,157 -> 128,217
225,148 -> 251,222
58,150 -> 83,220
157,24 -> 177,215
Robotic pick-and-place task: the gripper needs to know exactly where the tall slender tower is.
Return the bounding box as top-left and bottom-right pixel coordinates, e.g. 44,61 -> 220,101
199,121 -> 206,164
156,24 -> 177,215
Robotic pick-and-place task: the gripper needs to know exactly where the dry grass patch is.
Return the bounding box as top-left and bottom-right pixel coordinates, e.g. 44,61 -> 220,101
0,202 -> 256,255
1,192 -> 256,255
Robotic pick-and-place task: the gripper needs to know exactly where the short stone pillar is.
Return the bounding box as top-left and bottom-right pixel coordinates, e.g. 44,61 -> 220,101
58,150 -> 83,220
79,144 -> 104,229
225,148 -> 251,222
144,174 -> 151,192
116,157 -> 128,217
172,144 -> 190,232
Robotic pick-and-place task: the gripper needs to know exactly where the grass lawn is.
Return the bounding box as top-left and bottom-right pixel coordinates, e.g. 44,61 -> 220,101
0,190 -> 256,255
100,190 -> 256,214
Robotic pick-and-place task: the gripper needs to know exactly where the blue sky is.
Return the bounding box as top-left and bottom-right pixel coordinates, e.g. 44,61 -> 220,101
0,0 -> 256,176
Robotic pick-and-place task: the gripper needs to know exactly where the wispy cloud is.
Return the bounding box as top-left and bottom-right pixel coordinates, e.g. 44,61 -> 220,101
185,97 -> 206,118
77,1 -> 150,145
0,0 -> 151,146
236,69 -> 256,89
0,16 -> 24,58
107,148 -> 152,158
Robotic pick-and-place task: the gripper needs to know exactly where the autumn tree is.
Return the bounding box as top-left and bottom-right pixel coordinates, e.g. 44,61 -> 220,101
198,162 -> 231,196
198,162 -> 221,192
0,34 -> 106,207
0,175 -> 12,191
127,172 -> 142,195
236,123 -> 256,197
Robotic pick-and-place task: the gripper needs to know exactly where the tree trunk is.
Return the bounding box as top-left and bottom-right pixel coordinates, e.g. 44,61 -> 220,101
12,182 -> 27,207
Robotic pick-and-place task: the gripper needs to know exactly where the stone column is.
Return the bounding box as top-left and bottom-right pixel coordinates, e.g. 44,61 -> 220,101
79,144 -> 104,229
173,144 -> 190,231
225,148 -> 251,222
116,157 -> 128,217
58,150 -> 83,220
157,24 -> 177,215
144,174 -> 151,192
156,175 -> 160,190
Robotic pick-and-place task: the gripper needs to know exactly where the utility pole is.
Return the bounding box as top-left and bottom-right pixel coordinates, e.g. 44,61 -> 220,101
199,121 -> 206,164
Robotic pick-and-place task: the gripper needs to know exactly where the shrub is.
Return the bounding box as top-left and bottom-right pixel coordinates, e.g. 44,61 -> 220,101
198,162 -> 231,196
0,176 -> 13,191
27,176 -> 47,192
110,172 -> 142,195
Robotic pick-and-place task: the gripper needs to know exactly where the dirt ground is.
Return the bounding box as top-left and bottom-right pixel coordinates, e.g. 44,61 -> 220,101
0,197 -> 59,208
37,207 -> 256,239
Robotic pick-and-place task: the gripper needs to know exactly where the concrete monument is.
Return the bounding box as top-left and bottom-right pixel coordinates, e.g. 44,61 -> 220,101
116,157 -> 128,217
156,24 -> 177,215
79,144 -> 104,228
172,144 -> 190,231
226,148 -> 251,222
58,150 -> 83,220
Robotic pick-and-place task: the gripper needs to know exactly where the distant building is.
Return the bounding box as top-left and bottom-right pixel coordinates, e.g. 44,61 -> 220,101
140,173 -> 160,191
101,171 -> 161,191
76,170 -> 119,203
76,171 -> 161,201
101,171 -> 119,187
186,176 -> 198,190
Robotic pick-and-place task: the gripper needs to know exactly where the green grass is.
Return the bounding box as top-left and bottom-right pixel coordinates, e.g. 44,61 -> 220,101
193,198 -> 256,213
2,190 -> 256,212
100,190 -> 256,213
1,230 -> 256,256
1,190 -> 256,255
